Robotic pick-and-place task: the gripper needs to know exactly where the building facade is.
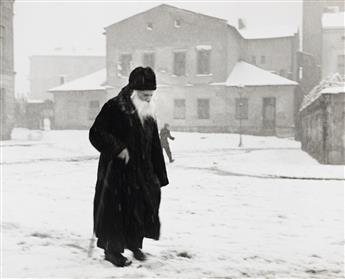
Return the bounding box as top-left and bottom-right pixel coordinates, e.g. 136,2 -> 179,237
29,55 -> 105,101
48,69 -> 109,129
301,0 -> 344,91
0,0 -> 15,140
321,12 -> 345,78
104,4 -> 298,136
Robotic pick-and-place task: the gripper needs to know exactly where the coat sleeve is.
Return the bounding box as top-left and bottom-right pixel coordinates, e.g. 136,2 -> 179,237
152,121 -> 169,187
89,101 -> 126,156
168,130 -> 175,140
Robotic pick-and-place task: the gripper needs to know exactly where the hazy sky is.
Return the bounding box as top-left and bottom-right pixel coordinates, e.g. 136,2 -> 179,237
14,0 -> 303,95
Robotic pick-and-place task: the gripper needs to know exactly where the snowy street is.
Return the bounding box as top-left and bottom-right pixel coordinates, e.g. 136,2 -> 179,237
2,129 -> 344,278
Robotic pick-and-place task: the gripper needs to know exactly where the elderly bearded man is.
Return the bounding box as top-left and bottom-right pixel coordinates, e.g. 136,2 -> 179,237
89,67 -> 169,267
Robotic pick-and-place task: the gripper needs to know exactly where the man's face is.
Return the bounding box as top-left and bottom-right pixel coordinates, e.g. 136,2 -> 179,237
136,90 -> 154,103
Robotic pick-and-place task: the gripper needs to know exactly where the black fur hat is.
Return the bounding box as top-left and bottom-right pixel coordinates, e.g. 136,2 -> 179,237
128,66 -> 156,91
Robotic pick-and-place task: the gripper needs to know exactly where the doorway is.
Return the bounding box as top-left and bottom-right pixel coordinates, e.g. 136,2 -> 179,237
262,97 -> 276,135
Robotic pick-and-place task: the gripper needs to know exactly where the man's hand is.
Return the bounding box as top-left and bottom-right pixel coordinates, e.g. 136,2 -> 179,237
118,148 -> 130,164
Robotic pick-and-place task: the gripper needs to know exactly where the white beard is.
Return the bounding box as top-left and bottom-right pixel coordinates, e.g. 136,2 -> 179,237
130,91 -> 156,124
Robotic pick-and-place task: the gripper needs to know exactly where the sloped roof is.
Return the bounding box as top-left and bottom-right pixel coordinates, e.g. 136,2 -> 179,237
212,61 -> 297,87
300,73 -> 345,111
48,69 -> 108,92
322,12 -> 345,29
105,3 -> 297,40
238,25 -> 298,39
105,4 -> 226,30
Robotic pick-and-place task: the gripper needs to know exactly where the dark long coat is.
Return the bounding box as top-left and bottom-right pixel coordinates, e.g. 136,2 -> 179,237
89,91 -> 169,252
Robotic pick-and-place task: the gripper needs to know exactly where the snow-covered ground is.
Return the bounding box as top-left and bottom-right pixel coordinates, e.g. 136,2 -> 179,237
1,129 -> 344,278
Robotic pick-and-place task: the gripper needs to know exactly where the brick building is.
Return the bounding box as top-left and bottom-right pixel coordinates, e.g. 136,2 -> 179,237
0,0 -> 15,140
104,4 -> 298,136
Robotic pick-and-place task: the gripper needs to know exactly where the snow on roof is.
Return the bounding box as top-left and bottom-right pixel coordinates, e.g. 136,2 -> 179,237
300,73 -> 345,111
49,69 -> 108,92
26,99 -> 45,104
237,25 -> 298,39
211,61 -> 297,87
322,12 -> 345,29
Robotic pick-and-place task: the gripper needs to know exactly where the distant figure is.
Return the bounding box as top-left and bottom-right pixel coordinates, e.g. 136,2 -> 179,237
89,67 -> 169,267
160,123 -> 175,163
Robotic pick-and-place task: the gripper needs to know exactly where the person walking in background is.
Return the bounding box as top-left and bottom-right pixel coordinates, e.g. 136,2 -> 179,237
160,123 -> 175,163
89,67 -> 169,267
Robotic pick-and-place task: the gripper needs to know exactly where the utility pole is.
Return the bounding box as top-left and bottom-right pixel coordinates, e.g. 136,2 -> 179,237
236,84 -> 244,147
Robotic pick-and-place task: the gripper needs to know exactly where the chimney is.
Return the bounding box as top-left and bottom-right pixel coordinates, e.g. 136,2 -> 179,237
238,18 -> 246,30
59,75 -> 65,85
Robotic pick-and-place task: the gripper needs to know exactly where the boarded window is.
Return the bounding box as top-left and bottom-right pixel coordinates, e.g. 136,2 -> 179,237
173,51 -> 186,76
337,54 -> 345,75
173,99 -> 186,119
197,50 -> 211,75
235,98 -> 248,119
197,99 -> 210,119
143,52 -> 155,69
119,54 -> 132,76
89,101 -> 100,121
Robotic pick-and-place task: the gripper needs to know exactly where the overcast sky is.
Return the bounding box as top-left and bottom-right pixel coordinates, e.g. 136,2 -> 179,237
14,0 -> 303,96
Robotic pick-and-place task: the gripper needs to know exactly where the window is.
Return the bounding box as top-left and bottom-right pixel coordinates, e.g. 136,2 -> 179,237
146,22 -> 153,31
337,54 -> 345,75
235,98 -> 248,119
173,99 -> 186,119
251,56 -> 256,65
261,55 -> 266,64
197,99 -> 210,119
197,49 -> 211,75
89,101 -> 100,121
341,35 -> 345,41
119,54 -> 132,76
173,51 -> 186,76
143,52 -> 155,69
174,19 -> 181,28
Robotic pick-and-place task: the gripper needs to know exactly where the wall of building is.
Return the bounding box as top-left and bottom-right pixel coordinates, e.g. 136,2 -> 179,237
104,5 -> 297,137
243,36 -> 298,80
303,0 -> 345,66
322,28 -> 345,78
300,93 -> 345,164
154,84 -> 296,136
53,90 -> 108,129
0,0 -> 15,140
106,5 -> 231,89
30,55 -> 105,101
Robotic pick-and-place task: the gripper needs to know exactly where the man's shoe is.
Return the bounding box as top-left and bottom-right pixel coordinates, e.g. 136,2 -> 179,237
131,249 -> 146,261
105,251 -> 132,267
169,159 -> 175,163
